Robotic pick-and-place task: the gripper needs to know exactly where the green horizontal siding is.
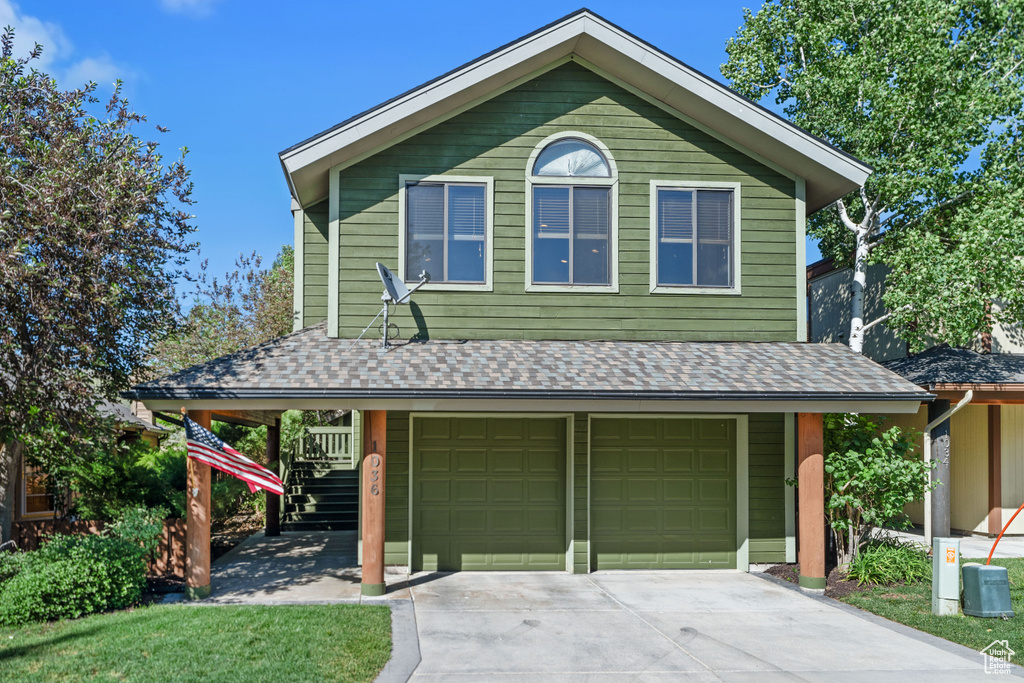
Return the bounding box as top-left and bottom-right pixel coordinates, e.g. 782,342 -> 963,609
572,413 -> 588,573
748,413 -> 787,562
335,61 -> 797,342
303,200 -> 329,327
384,411 -> 410,566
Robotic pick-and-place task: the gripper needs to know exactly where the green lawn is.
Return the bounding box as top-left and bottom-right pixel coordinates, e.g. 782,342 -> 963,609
840,557 -> 1024,652
0,603 -> 391,683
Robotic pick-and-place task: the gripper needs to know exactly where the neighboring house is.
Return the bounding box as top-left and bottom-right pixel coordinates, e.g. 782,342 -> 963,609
128,9 -> 927,597
808,258 -> 1024,536
13,400 -> 168,522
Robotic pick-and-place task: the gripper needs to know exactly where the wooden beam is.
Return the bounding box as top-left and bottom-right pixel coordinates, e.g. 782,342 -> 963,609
265,417 -> 281,537
210,409 -> 284,428
935,389 -> 1024,404
185,410 -> 212,599
989,405 -> 1002,536
361,410 -> 387,597
797,412 -> 825,589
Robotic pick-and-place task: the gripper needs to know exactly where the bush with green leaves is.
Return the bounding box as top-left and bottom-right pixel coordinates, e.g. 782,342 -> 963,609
847,538 -> 932,586
823,413 -> 930,567
0,506 -> 164,626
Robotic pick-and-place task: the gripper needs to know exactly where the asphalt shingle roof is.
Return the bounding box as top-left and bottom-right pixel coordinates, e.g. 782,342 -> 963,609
128,323 -> 929,402
883,345 -> 1024,387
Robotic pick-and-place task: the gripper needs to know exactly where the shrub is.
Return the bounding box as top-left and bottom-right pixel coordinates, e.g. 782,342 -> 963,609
106,505 -> 168,558
0,506 -> 165,626
846,538 -> 931,586
822,413 -> 929,567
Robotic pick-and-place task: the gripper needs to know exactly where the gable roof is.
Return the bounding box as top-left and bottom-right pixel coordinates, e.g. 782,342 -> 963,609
279,8 -> 871,214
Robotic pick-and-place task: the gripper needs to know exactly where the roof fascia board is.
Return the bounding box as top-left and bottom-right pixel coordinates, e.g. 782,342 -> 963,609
140,397 -> 924,414
282,10 -> 870,210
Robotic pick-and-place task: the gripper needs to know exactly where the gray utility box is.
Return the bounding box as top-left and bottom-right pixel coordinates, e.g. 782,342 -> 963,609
962,563 -> 1014,618
932,537 -> 961,616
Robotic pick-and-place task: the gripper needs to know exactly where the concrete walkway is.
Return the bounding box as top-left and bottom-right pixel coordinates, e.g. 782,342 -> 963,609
886,526 -> 1024,559
202,530 -> 410,603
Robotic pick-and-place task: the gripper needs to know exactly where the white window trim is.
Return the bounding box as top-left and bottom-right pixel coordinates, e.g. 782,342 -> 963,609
398,174 -> 494,292
649,179 -> 742,296
525,132 -> 619,293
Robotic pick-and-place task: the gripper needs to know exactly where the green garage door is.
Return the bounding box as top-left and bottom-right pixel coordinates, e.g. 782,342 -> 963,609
412,416 -> 567,571
591,418 -> 736,569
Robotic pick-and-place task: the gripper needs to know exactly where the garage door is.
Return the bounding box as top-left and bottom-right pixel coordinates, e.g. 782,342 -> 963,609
590,417 -> 736,569
412,416 -> 567,571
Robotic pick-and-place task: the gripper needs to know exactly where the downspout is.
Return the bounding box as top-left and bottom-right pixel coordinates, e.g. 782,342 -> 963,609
924,390 -> 973,546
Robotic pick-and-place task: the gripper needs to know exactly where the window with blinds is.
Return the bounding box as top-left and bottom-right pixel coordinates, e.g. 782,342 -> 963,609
532,185 -> 610,285
406,181 -> 486,283
656,187 -> 734,288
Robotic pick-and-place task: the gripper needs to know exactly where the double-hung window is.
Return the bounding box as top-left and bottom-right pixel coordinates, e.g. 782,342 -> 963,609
527,135 -> 618,291
400,175 -> 493,289
651,182 -> 740,293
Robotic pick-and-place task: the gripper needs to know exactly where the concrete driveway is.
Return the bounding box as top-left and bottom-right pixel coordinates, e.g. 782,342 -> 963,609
407,570 -> 1012,681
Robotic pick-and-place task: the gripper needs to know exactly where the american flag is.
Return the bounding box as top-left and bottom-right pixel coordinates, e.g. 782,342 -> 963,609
184,416 -> 285,496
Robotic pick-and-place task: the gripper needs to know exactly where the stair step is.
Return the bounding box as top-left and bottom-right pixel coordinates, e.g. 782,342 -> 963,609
284,499 -> 356,509
289,483 -> 359,495
284,511 -> 359,523
289,460 -> 356,470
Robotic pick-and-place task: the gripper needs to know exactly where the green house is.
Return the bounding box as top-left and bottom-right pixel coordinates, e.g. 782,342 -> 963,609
130,9 -> 928,596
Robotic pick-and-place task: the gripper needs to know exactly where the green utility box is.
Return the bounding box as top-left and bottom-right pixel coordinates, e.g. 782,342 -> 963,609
962,563 -> 1014,618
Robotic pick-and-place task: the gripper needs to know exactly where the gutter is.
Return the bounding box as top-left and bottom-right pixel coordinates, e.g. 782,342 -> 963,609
123,387 -> 934,403
924,390 -> 973,546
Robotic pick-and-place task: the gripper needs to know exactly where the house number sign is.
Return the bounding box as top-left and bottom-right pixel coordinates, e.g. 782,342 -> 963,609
370,454 -> 381,496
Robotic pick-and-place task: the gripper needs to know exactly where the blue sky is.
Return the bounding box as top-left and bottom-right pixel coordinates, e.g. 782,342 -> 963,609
13,0 -> 822,285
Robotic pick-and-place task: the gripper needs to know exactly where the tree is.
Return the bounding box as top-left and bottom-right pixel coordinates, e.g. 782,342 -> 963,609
0,29 -> 195,541
149,246 -> 294,377
822,414 -> 929,567
723,0 -> 1024,353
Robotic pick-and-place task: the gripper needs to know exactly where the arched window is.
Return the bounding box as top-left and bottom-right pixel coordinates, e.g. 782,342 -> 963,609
532,138 -> 611,178
526,133 -> 618,290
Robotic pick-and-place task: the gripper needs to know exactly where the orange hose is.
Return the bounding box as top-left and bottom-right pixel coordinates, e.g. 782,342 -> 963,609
987,500 -> 1024,565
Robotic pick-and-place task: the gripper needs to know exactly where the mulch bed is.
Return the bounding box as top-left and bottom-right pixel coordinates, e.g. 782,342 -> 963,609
764,562 -> 873,599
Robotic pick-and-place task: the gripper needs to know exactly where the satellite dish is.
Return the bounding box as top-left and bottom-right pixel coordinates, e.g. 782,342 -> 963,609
377,263 -> 410,304
371,263 -> 430,348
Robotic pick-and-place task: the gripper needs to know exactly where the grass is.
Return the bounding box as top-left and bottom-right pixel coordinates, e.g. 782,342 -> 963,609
839,557 -> 1024,652
0,603 -> 391,682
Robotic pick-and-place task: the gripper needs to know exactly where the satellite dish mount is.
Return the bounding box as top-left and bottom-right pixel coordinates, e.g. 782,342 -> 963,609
375,263 -> 429,348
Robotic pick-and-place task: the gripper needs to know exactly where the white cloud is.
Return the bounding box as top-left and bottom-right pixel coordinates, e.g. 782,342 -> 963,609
0,0 -> 71,69
159,0 -> 223,17
0,0 -> 134,92
64,55 -> 133,90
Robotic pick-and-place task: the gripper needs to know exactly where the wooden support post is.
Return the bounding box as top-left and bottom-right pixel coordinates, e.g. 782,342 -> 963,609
185,409 -> 212,600
361,410 -> 387,597
797,413 -> 825,590
265,417 -> 281,537
929,399 -> 952,539
989,405 -> 1002,536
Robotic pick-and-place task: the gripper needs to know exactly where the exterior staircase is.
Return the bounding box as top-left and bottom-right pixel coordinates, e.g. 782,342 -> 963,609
281,426 -> 359,532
